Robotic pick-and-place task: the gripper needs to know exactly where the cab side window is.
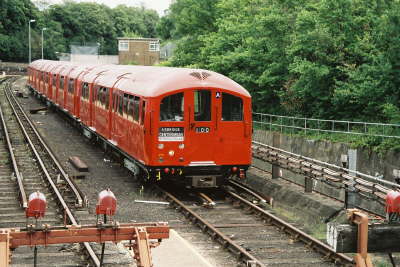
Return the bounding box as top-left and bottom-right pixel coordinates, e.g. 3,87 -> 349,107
160,92 -> 184,121
140,101 -> 146,125
222,93 -> 243,121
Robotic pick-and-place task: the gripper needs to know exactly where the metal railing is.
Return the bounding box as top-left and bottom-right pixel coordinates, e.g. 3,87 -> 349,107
253,113 -> 400,139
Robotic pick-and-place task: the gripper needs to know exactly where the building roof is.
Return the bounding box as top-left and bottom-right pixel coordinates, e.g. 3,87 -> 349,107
117,37 -> 159,42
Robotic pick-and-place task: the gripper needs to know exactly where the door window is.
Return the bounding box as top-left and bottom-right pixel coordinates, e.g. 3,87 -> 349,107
194,90 -> 211,121
222,93 -> 243,121
60,76 -> 64,90
160,92 -> 184,121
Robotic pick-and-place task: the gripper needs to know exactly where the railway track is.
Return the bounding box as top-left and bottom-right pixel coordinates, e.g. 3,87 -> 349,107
156,181 -> 354,267
4,76 -> 356,266
0,78 -> 103,266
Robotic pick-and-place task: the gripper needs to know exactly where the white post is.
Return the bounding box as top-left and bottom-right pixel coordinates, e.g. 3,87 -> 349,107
28,19 -> 36,63
41,28 -> 47,60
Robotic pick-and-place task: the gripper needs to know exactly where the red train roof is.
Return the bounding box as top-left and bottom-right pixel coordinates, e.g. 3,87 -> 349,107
29,60 -> 251,98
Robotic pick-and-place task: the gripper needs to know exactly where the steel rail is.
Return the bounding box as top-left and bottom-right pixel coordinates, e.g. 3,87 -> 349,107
228,179 -> 271,206
4,83 -> 100,267
252,141 -> 397,195
0,79 -> 28,208
10,85 -> 85,207
157,187 -> 266,267
223,189 -> 355,266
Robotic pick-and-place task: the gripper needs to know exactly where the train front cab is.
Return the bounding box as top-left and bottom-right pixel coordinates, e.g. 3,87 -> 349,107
154,87 -> 252,188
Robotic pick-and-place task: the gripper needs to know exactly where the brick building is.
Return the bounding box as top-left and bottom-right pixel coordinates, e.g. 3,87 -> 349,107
117,38 -> 160,66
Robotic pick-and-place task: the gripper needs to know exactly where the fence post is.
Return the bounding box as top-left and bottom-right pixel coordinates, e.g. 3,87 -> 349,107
272,132 -> 281,179
269,115 -> 272,132
345,149 -> 358,209
304,177 -> 313,193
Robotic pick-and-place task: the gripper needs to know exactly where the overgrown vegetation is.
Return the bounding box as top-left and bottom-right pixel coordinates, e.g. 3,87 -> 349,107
0,0 -> 159,61
159,0 -> 400,125
3,0 -> 400,150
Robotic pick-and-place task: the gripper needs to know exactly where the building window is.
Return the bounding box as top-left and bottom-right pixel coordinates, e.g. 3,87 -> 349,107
149,41 -> 160,52
119,41 -> 129,51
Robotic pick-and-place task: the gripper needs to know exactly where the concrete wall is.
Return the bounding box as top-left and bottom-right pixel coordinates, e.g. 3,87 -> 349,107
253,129 -> 400,183
253,130 -> 399,215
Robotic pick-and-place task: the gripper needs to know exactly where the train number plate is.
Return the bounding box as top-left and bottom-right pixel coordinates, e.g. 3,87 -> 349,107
195,127 -> 210,133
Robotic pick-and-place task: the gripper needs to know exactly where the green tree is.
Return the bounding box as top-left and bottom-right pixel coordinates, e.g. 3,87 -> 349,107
0,0 -> 39,62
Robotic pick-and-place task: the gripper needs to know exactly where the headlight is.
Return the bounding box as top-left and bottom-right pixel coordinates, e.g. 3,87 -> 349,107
179,143 -> 184,149
168,150 -> 175,156
158,144 -> 164,149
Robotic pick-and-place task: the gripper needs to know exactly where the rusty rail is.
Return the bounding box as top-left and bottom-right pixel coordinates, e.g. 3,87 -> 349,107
158,187 -> 266,267
223,188 -> 355,266
0,79 -> 28,208
4,81 -> 100,266
7,83 -> 86,207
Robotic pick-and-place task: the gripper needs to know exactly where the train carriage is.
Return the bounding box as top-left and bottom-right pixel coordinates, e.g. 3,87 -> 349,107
27,60 -> 252,188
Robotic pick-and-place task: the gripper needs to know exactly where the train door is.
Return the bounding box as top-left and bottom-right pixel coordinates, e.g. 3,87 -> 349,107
112,92 -> 128,149
93,86 -> 110,138
215,92 -> 250,164
185,89 -> 217,164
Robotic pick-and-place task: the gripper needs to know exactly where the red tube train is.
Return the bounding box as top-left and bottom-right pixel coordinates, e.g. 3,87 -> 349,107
27,60 -> 252,188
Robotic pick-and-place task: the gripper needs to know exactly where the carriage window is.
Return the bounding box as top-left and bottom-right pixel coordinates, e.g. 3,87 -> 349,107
118,94 -> 123,115
194,90 -> 211,121
95,87 -> 101,106
104,88 -> 109,109
140,101 -> 146,125
123,94 -> 129,118
127,95 -> 134,121
160,92 -> 184,121
222,93 -> 243,121
68,78 -> 74,93
133,96 -> 140,122
52,74 -> 56,86
81,82 -> 89,100
60,76 -> 64,90
113,91 -> 118,112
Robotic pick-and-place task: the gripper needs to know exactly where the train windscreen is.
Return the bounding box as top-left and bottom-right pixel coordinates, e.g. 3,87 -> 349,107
160,92 -> 184,121
222,93 -> 243,121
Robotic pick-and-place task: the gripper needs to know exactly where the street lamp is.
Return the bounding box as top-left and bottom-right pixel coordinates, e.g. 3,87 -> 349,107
41,28 -> 47,60
28,19 -> 36,63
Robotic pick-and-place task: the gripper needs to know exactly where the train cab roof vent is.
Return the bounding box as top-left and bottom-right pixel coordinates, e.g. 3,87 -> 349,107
190,71 -> 211,81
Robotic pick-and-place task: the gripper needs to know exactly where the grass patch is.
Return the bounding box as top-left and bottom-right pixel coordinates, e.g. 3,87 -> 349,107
272,205 -> 327,240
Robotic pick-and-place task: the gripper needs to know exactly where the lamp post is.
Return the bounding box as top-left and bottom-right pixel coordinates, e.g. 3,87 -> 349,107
28,19 -> 36,63
41,28 -> 47,60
